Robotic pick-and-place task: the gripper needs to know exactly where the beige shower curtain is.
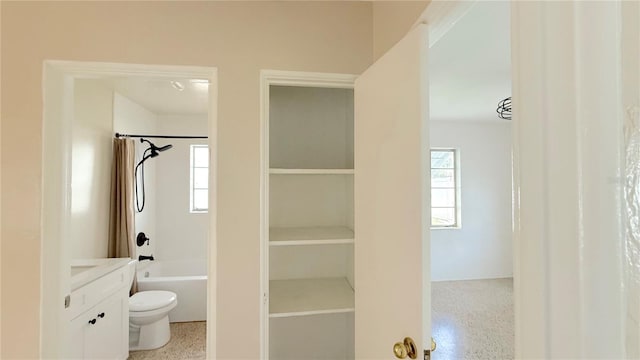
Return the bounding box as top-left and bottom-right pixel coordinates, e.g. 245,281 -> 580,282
108,138 -> 138,293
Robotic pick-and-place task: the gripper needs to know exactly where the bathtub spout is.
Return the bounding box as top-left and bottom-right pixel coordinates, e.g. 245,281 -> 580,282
139,255 -> 154,262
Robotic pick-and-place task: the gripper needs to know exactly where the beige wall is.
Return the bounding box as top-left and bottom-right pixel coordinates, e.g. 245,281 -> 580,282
0,1 -> 432,358
373,1 -> 430,60
0,2 -> 3,356
1,2 -> 372,358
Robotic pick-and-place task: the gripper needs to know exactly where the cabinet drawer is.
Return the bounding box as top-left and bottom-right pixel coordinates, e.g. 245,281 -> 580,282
70,267 -> 128,320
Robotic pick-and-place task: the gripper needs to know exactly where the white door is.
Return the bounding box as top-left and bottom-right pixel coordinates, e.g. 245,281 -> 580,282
354,24 -> 431,359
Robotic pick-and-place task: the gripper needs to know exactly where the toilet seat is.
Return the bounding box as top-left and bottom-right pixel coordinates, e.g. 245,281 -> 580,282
129,290 -> 177,312
129,301 -> 177,319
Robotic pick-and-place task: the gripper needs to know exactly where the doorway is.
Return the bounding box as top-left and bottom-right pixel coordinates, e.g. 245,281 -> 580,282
428,2 -> 514,358
41,61 -> 218,358
421,0 -> 632,357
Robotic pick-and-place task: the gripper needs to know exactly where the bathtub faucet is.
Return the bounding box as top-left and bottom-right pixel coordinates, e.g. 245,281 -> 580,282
139,254 -> 154,262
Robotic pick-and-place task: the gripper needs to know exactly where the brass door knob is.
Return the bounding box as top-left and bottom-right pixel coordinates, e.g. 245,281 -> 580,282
393,342 -> 408,359
393,337 -> 417,359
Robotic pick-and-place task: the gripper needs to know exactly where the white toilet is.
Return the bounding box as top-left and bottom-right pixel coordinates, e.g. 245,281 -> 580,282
128,290 -> 178,351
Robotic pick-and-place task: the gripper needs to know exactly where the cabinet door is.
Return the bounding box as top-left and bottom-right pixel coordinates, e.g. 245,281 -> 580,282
70,313 -> 88,359
354,24 -> 431,358
84,290 -> 128,359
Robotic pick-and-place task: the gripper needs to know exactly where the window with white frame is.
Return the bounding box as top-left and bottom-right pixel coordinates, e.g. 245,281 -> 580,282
431,149 -> 460,228
190,145 -> 209,212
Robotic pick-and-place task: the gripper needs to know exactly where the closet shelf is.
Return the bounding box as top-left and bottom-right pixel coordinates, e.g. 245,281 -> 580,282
270,168 -> 354,175
269,277 -> 355,318
269,226 -> 354,246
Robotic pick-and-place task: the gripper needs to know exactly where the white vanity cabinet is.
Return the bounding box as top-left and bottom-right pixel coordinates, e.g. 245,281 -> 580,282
69,259 -> 132,360
70,288 -> 129,359
264,80 -> 356,359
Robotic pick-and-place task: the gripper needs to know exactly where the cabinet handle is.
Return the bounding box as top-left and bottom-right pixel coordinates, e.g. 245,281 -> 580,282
88,319 -> 96,325
97,312 -> 105,318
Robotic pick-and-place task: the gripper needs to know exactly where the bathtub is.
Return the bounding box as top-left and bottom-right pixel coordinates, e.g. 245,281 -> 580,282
136,259 -> 207,323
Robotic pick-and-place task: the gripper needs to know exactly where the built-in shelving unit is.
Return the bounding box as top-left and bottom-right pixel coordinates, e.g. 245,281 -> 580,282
265,80 -> 355,359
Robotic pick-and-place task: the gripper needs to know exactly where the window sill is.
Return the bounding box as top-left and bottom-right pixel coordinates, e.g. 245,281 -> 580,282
430,226 -> 461,230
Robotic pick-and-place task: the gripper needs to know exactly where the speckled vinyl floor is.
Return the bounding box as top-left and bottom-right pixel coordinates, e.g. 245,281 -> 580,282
432,278 -> 514,360
128,321 -> 206,360
128,280 -> 511,360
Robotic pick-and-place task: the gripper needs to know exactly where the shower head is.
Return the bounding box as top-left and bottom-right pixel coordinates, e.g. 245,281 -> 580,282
140,138 -> 173,157
149,144 -> 172,158
156,144 -> 173,152
135,139 -> 173,213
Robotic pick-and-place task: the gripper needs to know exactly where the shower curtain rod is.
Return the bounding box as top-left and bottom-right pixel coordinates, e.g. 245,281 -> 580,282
115,132 -> 208,139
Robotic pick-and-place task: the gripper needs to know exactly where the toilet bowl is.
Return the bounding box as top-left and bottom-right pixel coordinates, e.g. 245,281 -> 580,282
129,290 -> 178,351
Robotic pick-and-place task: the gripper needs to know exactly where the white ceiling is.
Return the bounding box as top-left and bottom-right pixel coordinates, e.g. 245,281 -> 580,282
105,77 -> 209,115
429,1 -> 511,122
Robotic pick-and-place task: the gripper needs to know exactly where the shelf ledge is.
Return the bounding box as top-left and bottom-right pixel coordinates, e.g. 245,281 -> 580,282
270,168 -> 354,175
270,239 -> 354,246
269,308 -> 355,318
269,226 -> 354,246
269,277 -> 354,318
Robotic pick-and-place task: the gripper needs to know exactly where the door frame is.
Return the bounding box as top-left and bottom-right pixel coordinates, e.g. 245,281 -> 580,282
419,0 -> 628,357
259,70 -> 357,359
41,60 -> 218,358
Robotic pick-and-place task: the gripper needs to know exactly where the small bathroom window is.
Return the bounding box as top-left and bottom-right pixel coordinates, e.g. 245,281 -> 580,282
190,144 -> 209,213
